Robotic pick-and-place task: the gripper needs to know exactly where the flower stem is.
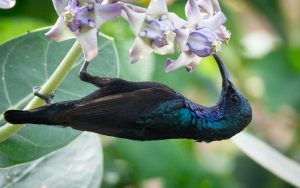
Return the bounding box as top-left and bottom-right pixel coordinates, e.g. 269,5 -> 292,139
0,41 -> 82,143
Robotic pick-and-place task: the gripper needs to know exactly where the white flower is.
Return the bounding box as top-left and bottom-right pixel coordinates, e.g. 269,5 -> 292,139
122,0 -> 187,64
46,0 -> 122,61
0,0 -> 15,9
165,0 -> 231,72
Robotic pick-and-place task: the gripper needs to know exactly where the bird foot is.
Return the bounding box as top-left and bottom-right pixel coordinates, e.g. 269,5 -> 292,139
33,86 -> 55,104
79,60 -> 119,87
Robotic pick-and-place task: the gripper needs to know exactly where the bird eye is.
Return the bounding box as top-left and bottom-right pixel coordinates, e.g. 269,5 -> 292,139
230,94 -> 239,103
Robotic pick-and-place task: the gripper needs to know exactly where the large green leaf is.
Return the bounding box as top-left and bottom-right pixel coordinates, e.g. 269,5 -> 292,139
0,28 -> 119,167
0,133 -> 103,188
232,132 -> 300,187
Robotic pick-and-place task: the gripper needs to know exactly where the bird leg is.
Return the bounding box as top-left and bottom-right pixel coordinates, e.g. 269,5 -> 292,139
79,61 -> 119,88
33,86 -> 54,104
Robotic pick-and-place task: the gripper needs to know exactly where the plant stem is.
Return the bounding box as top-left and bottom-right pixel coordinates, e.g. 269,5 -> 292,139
0,41 -> 82,143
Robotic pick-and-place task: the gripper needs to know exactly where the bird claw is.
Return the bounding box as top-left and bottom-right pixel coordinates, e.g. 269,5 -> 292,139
79,60 -> 119,87
32,86 -> 55,104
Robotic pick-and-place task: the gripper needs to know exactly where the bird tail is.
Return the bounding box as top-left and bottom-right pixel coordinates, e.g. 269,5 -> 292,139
4,109 -> 55,125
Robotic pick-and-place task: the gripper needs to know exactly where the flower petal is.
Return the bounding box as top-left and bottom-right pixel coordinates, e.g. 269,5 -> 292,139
122,5 -> 146,36
78,0 -> 94,3
129,37 -> 153,64
147,0 -> 168,15
45,16 -> 75,42
140,20 -> 162,40
198,0 -> 213,15
185,61 -> 199,72
165,51 -> 200,72
95,2 -> 122,26
174,27 -> 189,50
198,11 -> 226,30
211,0 -> 221,12
187,28 -> 216,57
153,42 -> 174,55
167,12 -> 188,28
76,28 -> 98,61
185,0 -> 201,26
215,25 -> 231,44
122,3 -> 147,13
0,0 -> 15,9
52,0 -> 70,14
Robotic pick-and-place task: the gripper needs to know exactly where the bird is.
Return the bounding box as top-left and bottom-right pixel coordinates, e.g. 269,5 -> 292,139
4,54 -> 252,142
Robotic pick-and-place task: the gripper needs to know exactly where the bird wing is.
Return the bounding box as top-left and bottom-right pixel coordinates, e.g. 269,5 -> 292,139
50,87 -> 184,130
77,79 -> 177,102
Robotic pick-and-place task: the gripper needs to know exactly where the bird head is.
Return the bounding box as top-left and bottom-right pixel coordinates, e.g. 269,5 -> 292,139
210,54 -> 252,140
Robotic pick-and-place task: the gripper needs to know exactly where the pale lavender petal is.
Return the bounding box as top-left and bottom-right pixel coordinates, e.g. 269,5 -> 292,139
78,0 -> 94,3
122,5 -> 146,36
63,0 -> 95,32
45,16 -> 75,42
185,61 -> 198,72
0,0 -> 15,9
147,0 -> 168,15
139,16 -> 176,49
159,18 -> 175,30
187,28 -> 217,57
153,42 -> 174,55
215,25 -> 231,44
150,37 -> 167,48
197,12 -> 226,30
167,12 -> 188,28
140,19 -> 172,48
198,0 -> 213,15
123,3 -> 147,13
76,28 -> 98,61
211,0 -> 221,12
129,37 -> 153,63
140,20 -> 161,40
165,51 -> 201,72
95,2 -> 122,26
185,0 -> 201,25
174,27 -> 189,50
52,0 -> 70,14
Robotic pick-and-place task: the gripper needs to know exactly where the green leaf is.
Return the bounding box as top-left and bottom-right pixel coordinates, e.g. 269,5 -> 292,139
0,133 -> 103,188
232,132 -> 300,187
0,28 -> 119,167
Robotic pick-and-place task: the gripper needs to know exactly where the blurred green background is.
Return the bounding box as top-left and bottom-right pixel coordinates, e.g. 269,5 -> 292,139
1,0 -> 300,187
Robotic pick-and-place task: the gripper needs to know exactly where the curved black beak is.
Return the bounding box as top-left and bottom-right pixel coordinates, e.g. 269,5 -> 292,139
213,54 -> 231,89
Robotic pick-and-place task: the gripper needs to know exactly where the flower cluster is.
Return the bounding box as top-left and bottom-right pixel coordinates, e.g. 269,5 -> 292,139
47,0 -> 230,72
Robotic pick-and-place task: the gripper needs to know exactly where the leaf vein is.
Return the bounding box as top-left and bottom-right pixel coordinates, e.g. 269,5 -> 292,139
1,37 -> 31,107
43,41 -> 52,79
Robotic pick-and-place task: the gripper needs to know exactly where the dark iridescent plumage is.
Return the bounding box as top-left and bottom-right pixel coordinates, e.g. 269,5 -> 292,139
4,54 -> 252,142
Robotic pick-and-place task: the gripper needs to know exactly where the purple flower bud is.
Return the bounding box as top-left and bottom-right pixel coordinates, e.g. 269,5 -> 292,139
187,28 -> 220,57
